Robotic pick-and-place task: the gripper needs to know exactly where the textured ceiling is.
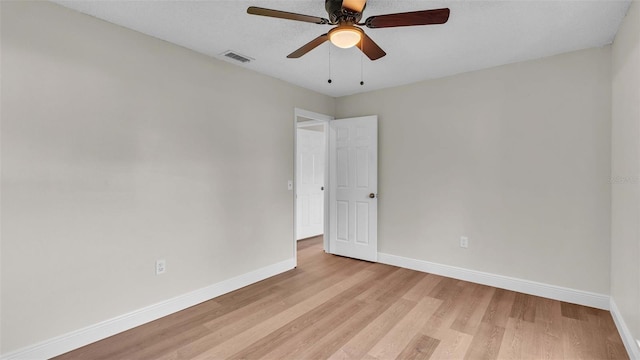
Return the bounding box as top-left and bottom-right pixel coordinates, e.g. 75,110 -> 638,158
52,0 -> 631,97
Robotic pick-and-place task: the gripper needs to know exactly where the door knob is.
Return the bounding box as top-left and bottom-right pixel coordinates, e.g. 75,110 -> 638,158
321,186 -> 324,191
369,193 -> 376,199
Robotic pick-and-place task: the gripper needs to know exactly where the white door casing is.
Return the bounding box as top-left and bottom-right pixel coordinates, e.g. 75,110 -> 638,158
296,127 -> 325,240
329,116 -> 378,262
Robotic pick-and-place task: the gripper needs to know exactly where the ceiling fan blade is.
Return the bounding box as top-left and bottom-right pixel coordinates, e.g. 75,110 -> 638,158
342,0 -> 367,13
357,33 -> 386,60
247,6 -> 330,25
287,34 -> 330,58
364,8 -> 450,29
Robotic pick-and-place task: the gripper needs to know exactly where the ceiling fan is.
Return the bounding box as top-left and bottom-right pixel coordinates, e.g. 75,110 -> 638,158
247,0 -> 450,61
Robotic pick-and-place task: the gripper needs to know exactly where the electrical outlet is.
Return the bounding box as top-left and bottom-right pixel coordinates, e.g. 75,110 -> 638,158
460,236 -> 469,249
156,259 -> 166,275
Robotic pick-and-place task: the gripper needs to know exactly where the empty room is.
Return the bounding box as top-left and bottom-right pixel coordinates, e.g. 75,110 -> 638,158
1,0 -> 639,359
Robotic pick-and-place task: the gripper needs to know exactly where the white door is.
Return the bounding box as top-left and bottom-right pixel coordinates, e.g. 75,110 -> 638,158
329,116 -> 378,262
296,127 -> 325,240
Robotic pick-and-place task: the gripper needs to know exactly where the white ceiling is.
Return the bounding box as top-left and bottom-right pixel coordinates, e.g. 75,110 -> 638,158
52,0 -> 631,98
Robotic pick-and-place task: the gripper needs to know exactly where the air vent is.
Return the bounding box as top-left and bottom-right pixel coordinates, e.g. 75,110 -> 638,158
221,51 -> 253,64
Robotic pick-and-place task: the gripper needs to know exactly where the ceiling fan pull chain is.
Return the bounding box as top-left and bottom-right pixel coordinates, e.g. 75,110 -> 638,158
360,51 -> 364,86
328,45 -> 332,84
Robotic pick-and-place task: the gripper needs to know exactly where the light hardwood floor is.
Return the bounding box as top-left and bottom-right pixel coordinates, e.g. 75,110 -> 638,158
55,236 -> 628,360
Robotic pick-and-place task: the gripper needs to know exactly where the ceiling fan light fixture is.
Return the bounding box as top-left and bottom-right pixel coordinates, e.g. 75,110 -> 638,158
328,26 -> 363,49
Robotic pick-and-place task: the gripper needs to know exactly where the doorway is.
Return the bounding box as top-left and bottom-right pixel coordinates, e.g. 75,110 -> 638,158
294,109 -> 332,262
296,121 -> 325,240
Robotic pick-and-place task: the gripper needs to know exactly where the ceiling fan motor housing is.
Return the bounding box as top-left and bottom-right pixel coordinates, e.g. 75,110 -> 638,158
325,0 -> 363,24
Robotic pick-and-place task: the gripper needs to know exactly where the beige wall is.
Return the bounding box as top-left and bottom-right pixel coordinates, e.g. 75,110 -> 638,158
0,1 -> 334,353
611,0 -> 640,346
336,47 -> 612,294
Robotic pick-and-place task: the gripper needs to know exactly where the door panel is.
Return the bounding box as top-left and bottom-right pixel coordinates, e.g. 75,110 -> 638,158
337,201 -> 349,241
329,116 -> 378,262
355,201 -> 369,244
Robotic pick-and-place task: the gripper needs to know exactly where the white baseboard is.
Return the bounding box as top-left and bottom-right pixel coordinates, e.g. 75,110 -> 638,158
610,298 -> 640,360
0,258 -> 295,360
378,252 -> 610,310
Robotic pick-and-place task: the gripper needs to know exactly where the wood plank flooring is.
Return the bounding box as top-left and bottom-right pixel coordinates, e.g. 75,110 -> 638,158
55,236 -> 628,360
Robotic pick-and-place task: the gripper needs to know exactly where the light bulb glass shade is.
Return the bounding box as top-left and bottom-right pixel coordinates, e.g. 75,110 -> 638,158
328,26 -> 362,49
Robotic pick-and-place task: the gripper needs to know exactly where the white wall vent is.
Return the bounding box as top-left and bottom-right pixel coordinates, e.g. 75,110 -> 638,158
221,51 -> 253,64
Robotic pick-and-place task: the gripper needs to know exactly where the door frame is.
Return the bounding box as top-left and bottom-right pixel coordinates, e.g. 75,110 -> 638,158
293,108 -> 333,266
